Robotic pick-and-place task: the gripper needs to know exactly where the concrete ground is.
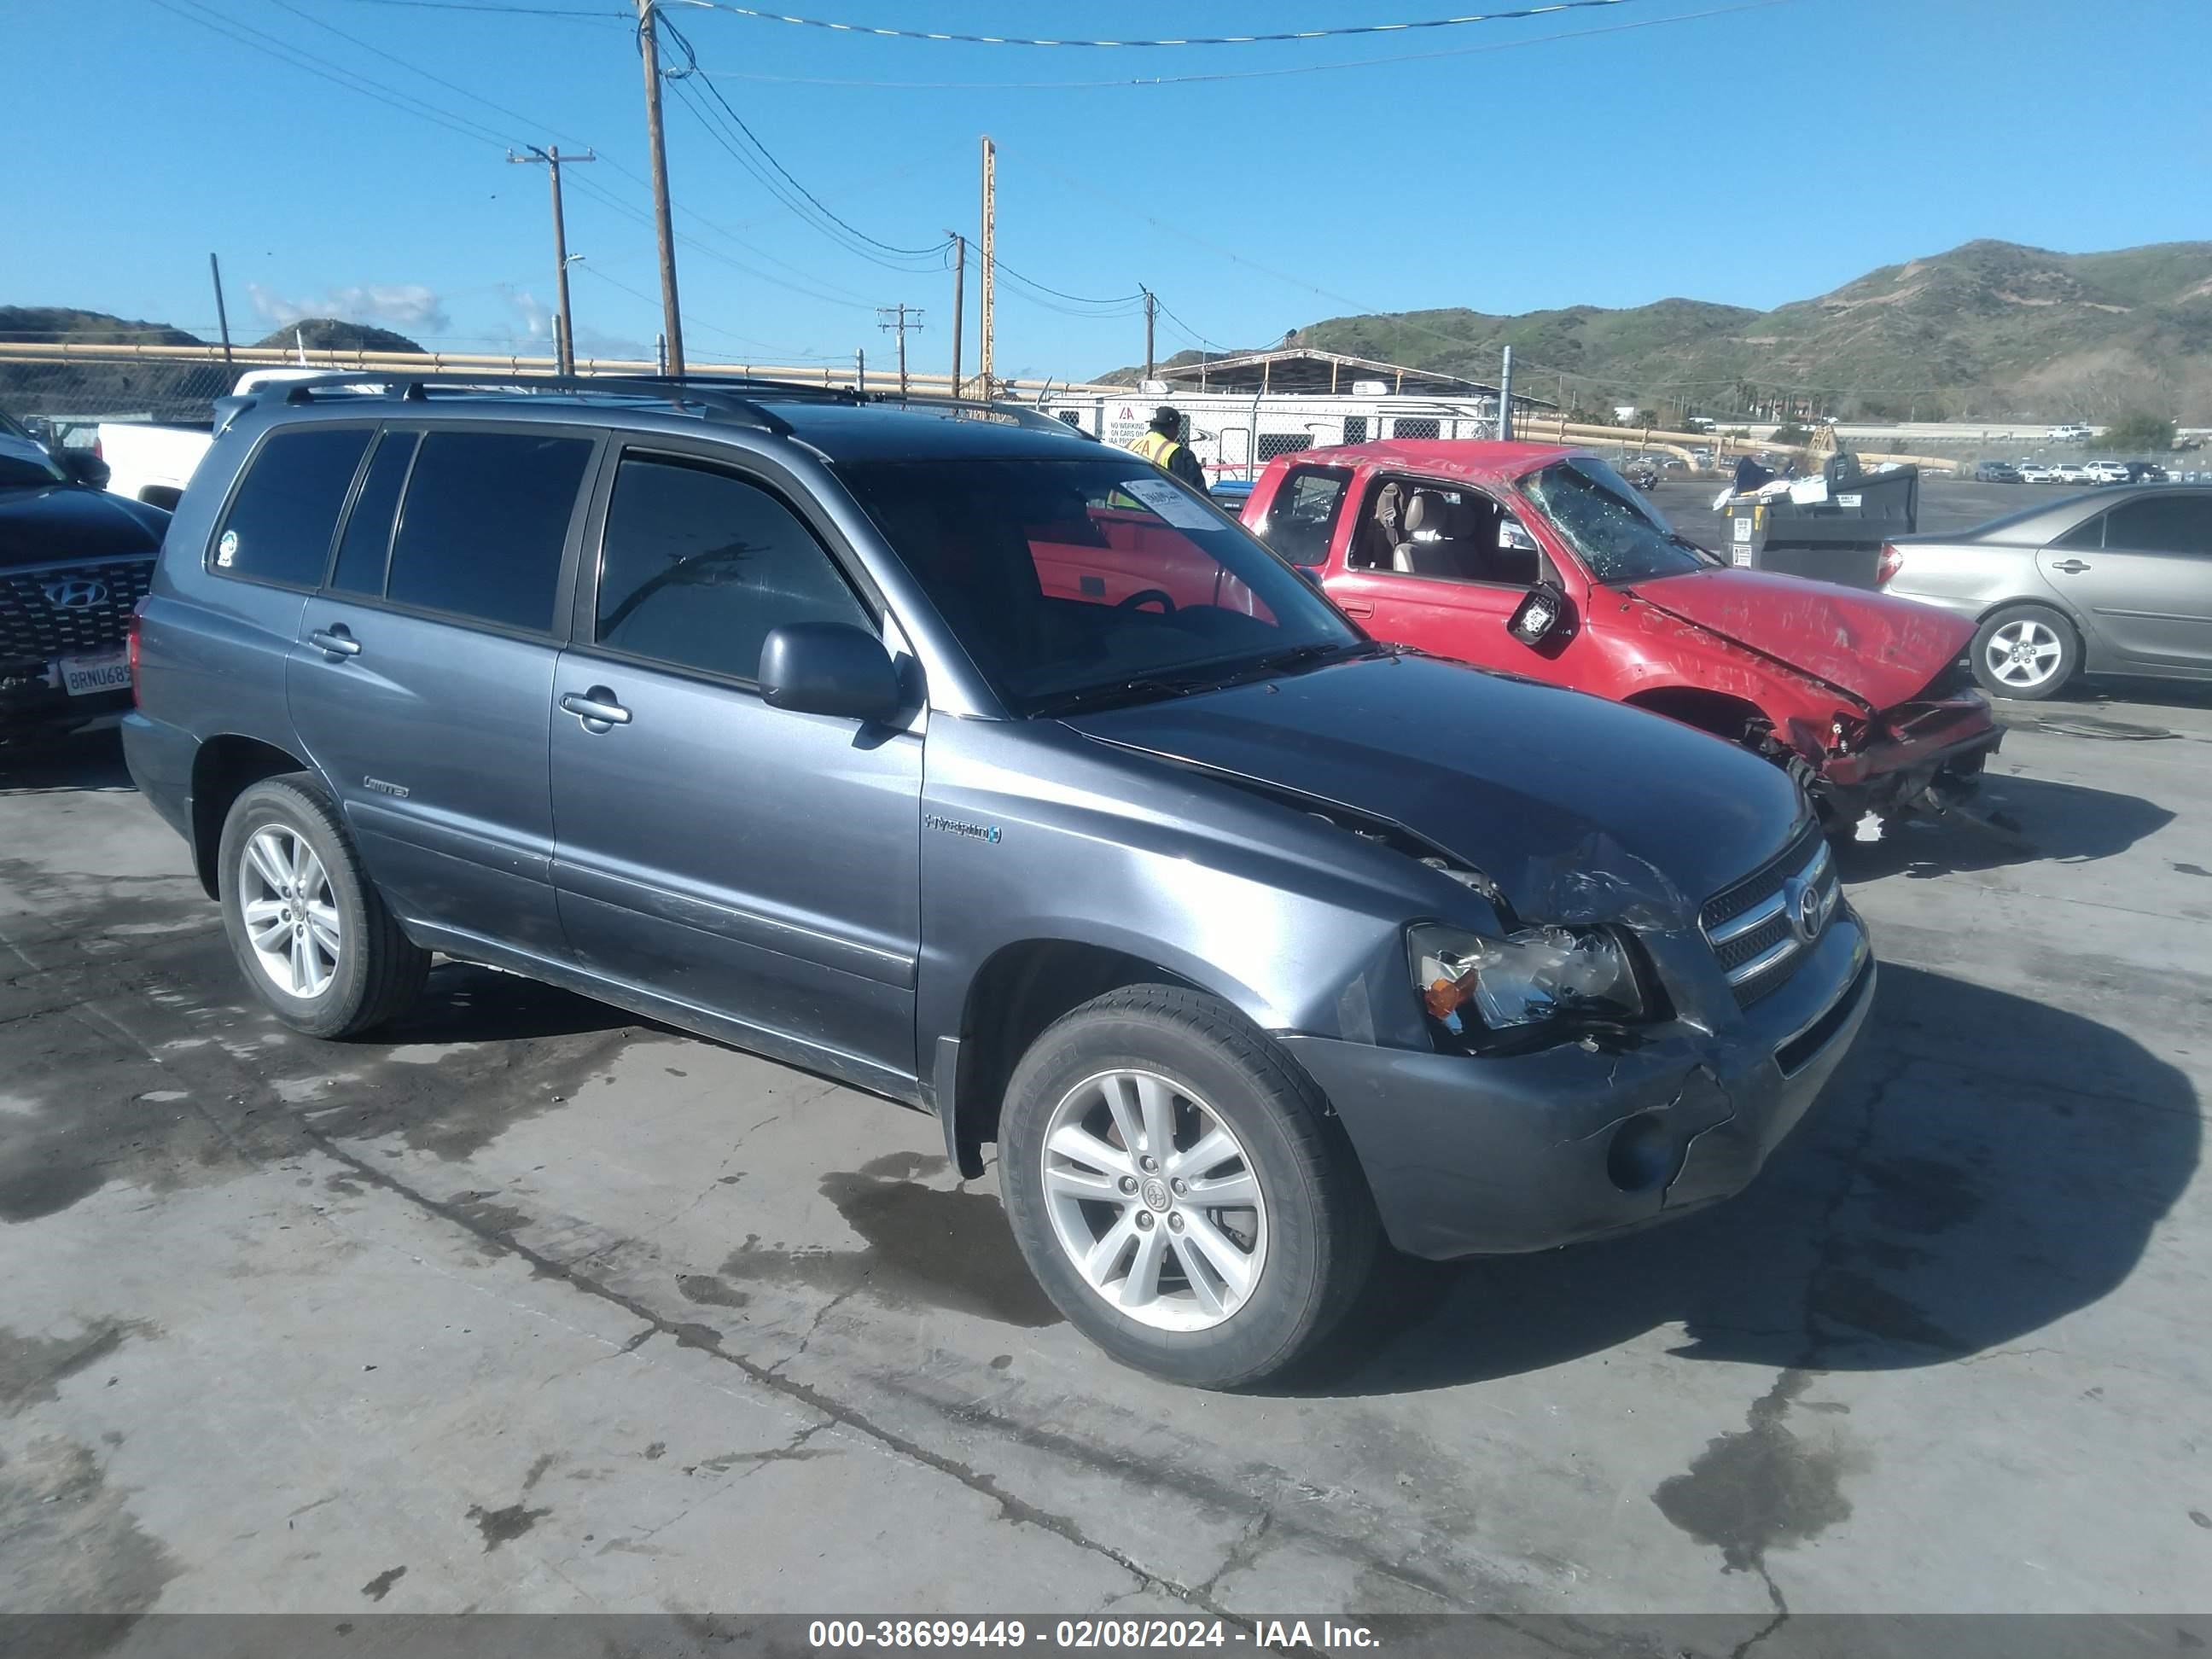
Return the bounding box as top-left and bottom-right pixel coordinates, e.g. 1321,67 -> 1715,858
3,667 -> 2209,1624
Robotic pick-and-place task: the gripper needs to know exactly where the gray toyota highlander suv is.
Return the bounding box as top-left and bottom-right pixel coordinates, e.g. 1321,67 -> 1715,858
125,374 -> 1875,1387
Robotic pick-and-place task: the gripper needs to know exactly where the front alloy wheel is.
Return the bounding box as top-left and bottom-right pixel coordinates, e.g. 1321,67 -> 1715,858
1040,1068 -> 1267,1331
237,826 -> 341,998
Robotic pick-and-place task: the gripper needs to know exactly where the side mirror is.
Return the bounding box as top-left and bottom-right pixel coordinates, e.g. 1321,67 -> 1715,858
1292,563 -> 1323,589
758,620 -> 902,723
57,448 -> 110,490
1507,579 -> 1572,649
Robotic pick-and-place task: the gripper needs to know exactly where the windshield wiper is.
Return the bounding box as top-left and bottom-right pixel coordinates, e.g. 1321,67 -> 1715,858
1029,676 -> 1215,719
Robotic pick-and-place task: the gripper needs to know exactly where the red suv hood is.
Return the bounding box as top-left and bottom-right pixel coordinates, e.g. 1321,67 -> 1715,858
1621,568 -> 1972,711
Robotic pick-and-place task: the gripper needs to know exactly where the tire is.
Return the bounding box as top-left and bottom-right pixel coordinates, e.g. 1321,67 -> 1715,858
998,985 -> 1377,1388
1969,602 -> 2079,701
217,773 -> 428,1038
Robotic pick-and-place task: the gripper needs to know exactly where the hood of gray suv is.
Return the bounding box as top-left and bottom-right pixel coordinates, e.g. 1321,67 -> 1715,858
1065,652 -> 1805,924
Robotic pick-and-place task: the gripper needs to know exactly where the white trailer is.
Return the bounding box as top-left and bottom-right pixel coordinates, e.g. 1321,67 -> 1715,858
1037,388 -> 1501,481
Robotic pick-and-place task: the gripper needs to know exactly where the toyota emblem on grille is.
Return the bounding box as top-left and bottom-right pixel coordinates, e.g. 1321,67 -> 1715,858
1791,882 -> 1824,943
44,578 -> 109,609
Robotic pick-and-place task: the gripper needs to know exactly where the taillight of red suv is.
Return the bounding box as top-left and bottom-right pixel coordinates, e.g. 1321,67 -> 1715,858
1876,542 -> 1902,588
127,597 -> 147,706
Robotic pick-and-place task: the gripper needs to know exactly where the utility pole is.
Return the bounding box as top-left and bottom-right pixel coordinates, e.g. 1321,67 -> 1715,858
946,231 -> 965,398
854,347 -> 865,395
636,0 -> 684,376
208,253 -> 235,373
876,305 -> 923,400
509,145 -> 595,375
978,136 -> 996,396
1142,288 -> 1156,381
1498,344 -> 1515,442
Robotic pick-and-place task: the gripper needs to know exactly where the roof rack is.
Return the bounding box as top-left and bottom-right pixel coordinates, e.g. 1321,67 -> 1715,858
261,370 -> 865,436
863,389 -> 1097,439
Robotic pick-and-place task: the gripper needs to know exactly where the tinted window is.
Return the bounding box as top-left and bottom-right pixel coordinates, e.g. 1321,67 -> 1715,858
840,457 -> 1362,718
596,457 -> 870,680
2104,496 -> 2209,555
330,430 -> 418,595
386,431 -> 592,632
215,426 -> 372,586
2052,511 -> 2104,551
1262,466 -> 1353,567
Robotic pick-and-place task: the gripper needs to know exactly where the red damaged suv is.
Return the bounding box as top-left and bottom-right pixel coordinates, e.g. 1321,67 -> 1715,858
1242,441 -> 2000,832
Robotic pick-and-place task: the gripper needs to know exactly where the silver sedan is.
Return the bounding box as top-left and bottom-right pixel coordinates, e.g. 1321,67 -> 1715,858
1879,486 -> 2212,699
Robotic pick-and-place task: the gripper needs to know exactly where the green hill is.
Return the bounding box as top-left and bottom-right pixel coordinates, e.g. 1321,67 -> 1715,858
1107,240 -> 2212,422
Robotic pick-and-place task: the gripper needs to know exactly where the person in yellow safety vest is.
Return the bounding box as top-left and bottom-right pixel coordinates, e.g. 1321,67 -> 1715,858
1128,405 -> 1207,490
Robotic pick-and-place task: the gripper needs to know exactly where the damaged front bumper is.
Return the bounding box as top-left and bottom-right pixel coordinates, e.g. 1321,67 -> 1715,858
1815,696 -> 2003,820
1279,911 -> 1875,1259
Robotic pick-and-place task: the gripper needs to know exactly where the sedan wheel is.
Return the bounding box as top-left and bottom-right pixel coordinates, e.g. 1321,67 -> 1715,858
238,826 -> 342,998
1040,1068 -> 1268,1332
1969,603 -> 2079,701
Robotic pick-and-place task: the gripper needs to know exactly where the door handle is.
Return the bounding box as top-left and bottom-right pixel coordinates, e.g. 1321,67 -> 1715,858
1339,602 -> 1374,617
309,626 -> 362,659
2050,559 -> 2093,574
561,687 -> 632,731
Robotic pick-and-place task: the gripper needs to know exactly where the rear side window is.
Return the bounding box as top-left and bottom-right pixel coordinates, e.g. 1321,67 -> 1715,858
1262,466 -> 1353,566
594,456 -> 870,682
385,431 -> 593,632
213,426 -> 373,587
2104,496 -> 2209,555
2052,511 -> 2104,551
329,430 -> 419,596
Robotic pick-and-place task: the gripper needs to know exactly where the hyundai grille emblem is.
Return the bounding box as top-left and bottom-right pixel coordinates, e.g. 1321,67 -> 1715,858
44,578 -> 109,609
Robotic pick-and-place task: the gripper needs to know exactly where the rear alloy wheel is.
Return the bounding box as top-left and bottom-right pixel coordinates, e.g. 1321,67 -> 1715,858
1970,603 -> 2078,701
999,985 -> 1377,1388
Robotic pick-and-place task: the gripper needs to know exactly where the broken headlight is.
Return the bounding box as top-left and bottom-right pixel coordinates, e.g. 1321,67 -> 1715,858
1410,923 -> 1647,1048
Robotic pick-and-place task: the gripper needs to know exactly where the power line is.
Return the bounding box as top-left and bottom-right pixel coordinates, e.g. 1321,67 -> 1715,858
573,263 -> 846,358
677,0 -> 1796,89
148,0 -> 517,148
990,259 -> 1145,311
656,17 -> 952,264
334,0 -> 626,18
661,0 -> 1652,49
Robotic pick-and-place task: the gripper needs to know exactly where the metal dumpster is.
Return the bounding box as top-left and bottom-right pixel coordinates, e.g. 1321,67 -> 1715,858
1719,457 -> 1919,589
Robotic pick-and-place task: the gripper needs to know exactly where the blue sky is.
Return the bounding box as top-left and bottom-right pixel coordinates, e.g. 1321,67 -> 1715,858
7,0 -> 2209,381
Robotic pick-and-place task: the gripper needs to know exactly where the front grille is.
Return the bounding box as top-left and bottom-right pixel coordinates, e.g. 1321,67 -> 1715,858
1699,822 -> 1842,1010
0,560 -> 154,664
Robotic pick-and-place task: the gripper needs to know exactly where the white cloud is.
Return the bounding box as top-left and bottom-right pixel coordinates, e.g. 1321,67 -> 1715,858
504,286 -> 552,341
247,281 -> 450,333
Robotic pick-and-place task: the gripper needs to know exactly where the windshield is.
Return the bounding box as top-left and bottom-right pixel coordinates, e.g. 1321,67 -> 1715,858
838,457 -> 1365,717
1520,457 -> 1716,585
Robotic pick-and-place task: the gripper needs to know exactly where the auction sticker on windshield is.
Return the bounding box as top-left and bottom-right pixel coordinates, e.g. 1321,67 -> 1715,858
1117,475 -> 1220,531
58,649 -> 130,696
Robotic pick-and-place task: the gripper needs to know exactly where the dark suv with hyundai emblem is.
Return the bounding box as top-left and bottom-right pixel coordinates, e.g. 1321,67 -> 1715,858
125,373 -> 1874,1388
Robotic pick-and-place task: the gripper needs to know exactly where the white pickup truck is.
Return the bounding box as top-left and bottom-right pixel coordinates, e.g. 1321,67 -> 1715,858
98,369 -> 336,510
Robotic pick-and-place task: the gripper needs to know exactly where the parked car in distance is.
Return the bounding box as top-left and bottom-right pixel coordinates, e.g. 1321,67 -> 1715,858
2085,461 -> 2131,486
2122,461 -> 2170,485
1880,486 -> 2212,699
2017,462 -> 2059,483
1205,476 -> 1255,515
125,375 -> 1877,1388
2047,423 -> 2093,443
1243,440 -> 2000,834
1974,461 -> 2022,483
2051,463 -> 2095,486
3,408 -> 167,749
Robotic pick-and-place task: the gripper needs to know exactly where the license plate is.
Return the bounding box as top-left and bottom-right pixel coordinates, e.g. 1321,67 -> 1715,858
58,649 -> 131,696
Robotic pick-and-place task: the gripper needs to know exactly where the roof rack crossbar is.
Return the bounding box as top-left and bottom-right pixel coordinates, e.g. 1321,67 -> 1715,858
266,370 -> 865,435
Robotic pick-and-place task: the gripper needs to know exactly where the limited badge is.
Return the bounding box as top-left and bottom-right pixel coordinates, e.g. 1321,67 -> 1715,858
216,530 -> 239,568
